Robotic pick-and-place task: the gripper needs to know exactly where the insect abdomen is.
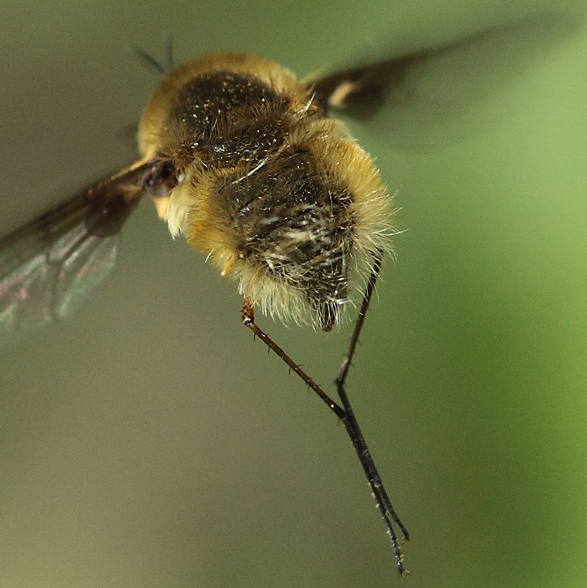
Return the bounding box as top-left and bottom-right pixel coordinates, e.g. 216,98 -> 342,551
217,147 -> 355,331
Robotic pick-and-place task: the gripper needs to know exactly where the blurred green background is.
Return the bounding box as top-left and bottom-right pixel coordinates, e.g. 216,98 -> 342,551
1,1 -> 586,587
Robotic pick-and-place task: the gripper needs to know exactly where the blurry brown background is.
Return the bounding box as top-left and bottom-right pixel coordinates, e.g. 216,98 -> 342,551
1,1 -> 586,587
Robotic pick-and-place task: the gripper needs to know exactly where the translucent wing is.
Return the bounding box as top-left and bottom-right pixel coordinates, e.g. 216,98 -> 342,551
308,13 -> 580,149
0,160 -> 153,348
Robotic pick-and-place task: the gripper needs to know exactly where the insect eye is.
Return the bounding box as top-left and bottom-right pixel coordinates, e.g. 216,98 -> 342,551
142,159 -> 178,198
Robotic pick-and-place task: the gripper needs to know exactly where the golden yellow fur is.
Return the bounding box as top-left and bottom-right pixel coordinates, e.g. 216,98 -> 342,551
137,52 -> 394,330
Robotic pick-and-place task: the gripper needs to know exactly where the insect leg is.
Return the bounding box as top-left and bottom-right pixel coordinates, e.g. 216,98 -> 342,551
335,253 -> 410,575
241,260 -> 410,574
242,298 -> 346,420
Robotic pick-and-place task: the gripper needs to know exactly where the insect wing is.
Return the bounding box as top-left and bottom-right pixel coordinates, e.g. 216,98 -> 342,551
0,162 -> 149,348
310,13 -> 580,150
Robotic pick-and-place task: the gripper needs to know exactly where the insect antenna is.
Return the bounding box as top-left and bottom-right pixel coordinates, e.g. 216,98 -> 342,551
134,32 -> 174,75
242,253 -> 409,575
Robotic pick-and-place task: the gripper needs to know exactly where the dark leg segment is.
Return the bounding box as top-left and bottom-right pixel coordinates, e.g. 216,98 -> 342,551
335,254 -> 409,574
242,254 -> 409,575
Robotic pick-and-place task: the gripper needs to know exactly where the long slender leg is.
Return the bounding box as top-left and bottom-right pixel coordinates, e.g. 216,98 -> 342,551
241,256 -> 409,575
242,298 -> 346,420
335,254 -> 410,574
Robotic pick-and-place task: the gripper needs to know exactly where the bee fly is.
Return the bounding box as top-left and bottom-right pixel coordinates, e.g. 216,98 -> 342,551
0,47 -> 409,572
0,14 -> 577,575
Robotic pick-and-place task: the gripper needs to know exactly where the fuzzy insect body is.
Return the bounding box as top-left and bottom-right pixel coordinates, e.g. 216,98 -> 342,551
139,53 -> 393,331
